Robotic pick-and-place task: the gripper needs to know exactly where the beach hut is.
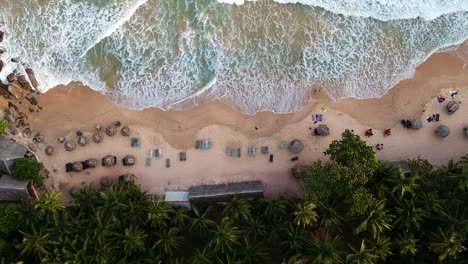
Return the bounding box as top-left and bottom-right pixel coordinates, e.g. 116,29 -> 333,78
435,125 -> 450,138
0,137 -> 27,175
86,158 -> 98,168
92,132 -> 104,143
64,141 -> 76,152
188,181 -> 264,208
106,125 -> 116,136
102,155 -> 117,167
315,124 -> 330,136
44,145 -> 55,156
119,173 -> 135,183
165,191 -> 192,210
412,119 -> 423,130
0,174 -> 37,201
288,139 -> 304,153
121,126 -> 130,136
72,162 -> 83,172
447,101 -> 459,114
123,155 -> 136,166
100,176 -> 112,187
77,136 -> 88,146
69,187 -> 81,198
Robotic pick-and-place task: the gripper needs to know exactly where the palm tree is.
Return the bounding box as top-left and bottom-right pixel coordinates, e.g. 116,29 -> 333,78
416,191 -> 442,213
189,207 -> 215,234
119,226 -> 148,257
293,202 -> 318,228
221,196 -> 252,222
88,211 -> 117,248
153,227 -> 183,256
307,231 -> 344,264
170,207 -> 191,229
429,227 -> 467,262
365,236 -> 392,262
264,195 -> 292,221
34,190 -> 66,224
208,217 -> 241,254
394,197 -> 427,232
387,169 -> 419,198
245,216 -> 268,241
146,201 -> 172,229
317,202 -> 344,233
15,199 -> 39,229
447,159 -> 468,191
96,184 -> 129,222
17,226 -> 56,260
237,237 -> 270,263
74,185 -> 98,216
395,233 -> 418,256
216,254 -> 243,264
190,247 -> 213,264
437,202 -> 468,236
354,200 -> 394,239
281,254 -> 308,264
346,240 -> 378,264
280,224 -> 308,255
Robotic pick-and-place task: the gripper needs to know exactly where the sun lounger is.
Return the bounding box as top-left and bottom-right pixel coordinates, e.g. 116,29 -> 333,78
207,141 -> 212,149
166,158 -> 170,168
237,148 -> 241,158
195,140 -> 201,149
316,114 -> 323,122
231,148 -> 237,157
131,138 -> 141,147
180,152 -> 187,161
279,140 -> 286,149
435,114 -> 440,121
261,146 -> 269,155
65,163 -> 73,172
155,149 -> 162,157
81,161 -> 90,170
226,147 -> 232,156
146,158 -> 151,167
269,154 -> 274,163
427,117 -> 433,123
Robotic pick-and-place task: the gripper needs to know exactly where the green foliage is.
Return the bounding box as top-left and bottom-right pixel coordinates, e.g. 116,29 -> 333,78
0,205 -> 17,235
11,158 -> 42,186
0,120 -> 7,134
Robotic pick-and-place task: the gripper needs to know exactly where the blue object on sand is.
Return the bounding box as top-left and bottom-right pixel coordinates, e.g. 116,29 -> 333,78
427,117 -> 433,123
316,114 -> 323,122
279,140 -> 286,149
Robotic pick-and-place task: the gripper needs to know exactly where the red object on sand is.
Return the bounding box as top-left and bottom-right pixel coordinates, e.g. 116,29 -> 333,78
384,129 -> 391,136
365,129 -> 373,137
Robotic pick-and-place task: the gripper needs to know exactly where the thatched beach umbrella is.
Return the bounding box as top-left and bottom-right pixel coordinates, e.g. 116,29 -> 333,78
69,187 -> 81,198
77,136 -> 88,146
93,132 -> 103,143
412,119 -> 423,130
64,141 -> 76,151
436,125 -> 450,138
102,155 -> 116,167
106,125 -> 116,136
447,101 -> 459,114
121,126 -> 130,136
315,124 -> 330,136
72,161 -> 83,172
288,139 -> 304,153
100,176 -> 112,187
123,155 -> 136,166
86,158 -> 97,168
45,145 -> 55,156
119,173 -> 135,183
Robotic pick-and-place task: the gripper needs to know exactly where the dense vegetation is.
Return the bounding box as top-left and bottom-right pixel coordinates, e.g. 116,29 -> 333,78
0,120 -> 7,135
0,131 -> 466,263
11,157 -> 43,185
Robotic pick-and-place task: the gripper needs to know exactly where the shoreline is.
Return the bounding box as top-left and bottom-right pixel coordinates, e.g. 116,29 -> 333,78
2,50 -> 468,200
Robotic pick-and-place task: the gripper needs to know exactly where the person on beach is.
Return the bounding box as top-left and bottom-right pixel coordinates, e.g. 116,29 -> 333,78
96,124 -> 102,130
376,144 -> 383,150
384,129 -> 391,136
365,129 -> 373,137
58,137 -> 65,143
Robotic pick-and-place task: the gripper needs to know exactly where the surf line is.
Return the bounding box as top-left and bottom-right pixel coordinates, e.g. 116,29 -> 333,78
79,0 -> 148,58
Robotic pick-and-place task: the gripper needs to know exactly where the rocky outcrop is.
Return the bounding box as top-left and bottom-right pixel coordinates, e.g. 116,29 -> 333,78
7,81 -> 23,99
24,67 -> 39,89
14,69 -> 32,91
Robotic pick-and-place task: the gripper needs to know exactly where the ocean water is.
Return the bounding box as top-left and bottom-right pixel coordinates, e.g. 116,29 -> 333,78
0,0 -> 467,114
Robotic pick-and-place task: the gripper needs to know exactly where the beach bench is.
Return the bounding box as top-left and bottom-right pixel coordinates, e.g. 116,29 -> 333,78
248,147 -> 257,156
154,149 -> 162,157
131,138 -> 141,147
195,140 -> 201,149
180,152 -> 187,161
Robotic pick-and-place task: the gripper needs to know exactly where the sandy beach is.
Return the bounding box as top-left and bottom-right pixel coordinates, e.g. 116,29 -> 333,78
2,50 -> 468,200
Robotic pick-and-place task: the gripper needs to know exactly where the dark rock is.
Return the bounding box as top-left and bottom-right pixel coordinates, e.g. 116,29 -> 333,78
25,68 -> 39,88
8,81 -> 23,99
18,120 -> 26,127
0,60 -> 3,73
14,68 -> 32,91
0,31 -> 4,42
100,176 -> 112,187
17,112 -> 26,119
121,126 -> 130,136
315,124 -> 330,136
26,96 -> 38,105
28,107 -> 35,113
6,73 -> 15,82
72,162 -> 83,172
87,158 -> 97,168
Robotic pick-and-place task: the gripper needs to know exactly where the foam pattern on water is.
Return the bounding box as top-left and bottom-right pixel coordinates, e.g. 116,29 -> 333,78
0,0 -> 467,114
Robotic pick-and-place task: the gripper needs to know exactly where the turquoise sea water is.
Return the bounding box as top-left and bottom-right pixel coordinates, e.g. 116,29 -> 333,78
0,0 -> 467,113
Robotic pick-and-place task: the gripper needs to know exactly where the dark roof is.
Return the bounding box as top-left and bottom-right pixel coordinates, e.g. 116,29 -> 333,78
189,181 -> 264,200
0,174 -> 32,201
0,137 -> 27,175
392,160 -> 411,175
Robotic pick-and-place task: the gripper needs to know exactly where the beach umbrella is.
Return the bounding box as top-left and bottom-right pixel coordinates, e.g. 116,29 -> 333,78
288,139 -> 304,153
123,155 -> 136,166
45,145 -> 55,156
77,136 -> 88,146
435,125 -> 450,138
102,155 -> 116,167
72,161 -> 83,172
69,187 -> 81,198
92,132 -> 103,143
447,100 -> 459,114
86,158 -> 97,168
64,141 -> 76,151
412,119 -> 423,130
106,125 -> 116,136
100,176 -> 112,187
121,126 -> 130,136
315,124 -> 330,136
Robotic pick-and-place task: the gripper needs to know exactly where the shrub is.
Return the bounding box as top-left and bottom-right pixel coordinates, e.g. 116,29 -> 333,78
11,158 -> 43,186
0,120 -> 7,134
0,205 -> 17,235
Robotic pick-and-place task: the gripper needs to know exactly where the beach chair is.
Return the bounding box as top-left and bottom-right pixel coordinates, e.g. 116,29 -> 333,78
155,149 -> 162,157
237,148 -> 241,158
180,152 -> 187,161
231,148 -> 237,157
131,138 -> 141,147
65,163 -> 73,172
279,140 -> 286,149
226,147 -> 232,156
207,141 -> 212,149
435,114 -> 440,121
261,146 -> 269,155
195,140 -> 201,149
252,147 -> 256,156
269,154 -> 274,163
146,158 -> 151,167
427,117 -> 434,123
166,158 -> 170,168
